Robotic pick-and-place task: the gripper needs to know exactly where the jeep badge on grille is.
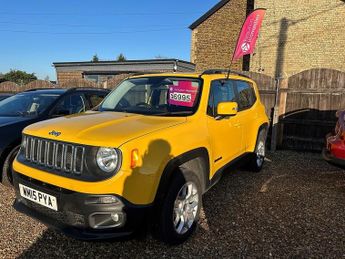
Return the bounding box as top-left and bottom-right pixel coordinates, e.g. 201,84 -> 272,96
49,130 -> 61,137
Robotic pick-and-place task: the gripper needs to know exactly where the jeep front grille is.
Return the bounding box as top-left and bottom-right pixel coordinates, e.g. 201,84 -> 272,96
22,135 -> 85,175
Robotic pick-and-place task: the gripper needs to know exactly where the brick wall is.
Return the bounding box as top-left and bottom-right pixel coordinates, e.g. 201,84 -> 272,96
251,0 -> 345,77
57,71 -> 83,85
190,0 -> 248,72
57,70 -> 173,87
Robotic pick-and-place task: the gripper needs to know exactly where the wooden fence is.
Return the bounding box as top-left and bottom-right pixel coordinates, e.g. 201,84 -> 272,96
279,68 -> 345,151
0,76 -> 129,93
243,68 -> 345,151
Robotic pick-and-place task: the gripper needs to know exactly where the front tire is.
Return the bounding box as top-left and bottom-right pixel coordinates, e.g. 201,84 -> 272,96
157,171 -> 202,245
2,145 -> 20,186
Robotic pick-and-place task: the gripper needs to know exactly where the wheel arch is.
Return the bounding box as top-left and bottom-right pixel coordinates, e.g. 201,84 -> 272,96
252,122 -> 269,151
153,147 -> 210,207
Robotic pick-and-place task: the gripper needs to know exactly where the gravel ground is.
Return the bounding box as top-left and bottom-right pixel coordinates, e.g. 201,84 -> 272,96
1,150 -> 345,258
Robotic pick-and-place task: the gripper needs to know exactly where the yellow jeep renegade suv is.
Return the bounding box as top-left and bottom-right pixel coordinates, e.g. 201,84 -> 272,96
13,70 -> 269,244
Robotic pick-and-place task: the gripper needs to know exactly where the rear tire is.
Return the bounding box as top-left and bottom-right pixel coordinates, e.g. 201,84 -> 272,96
247,129 -> 266,172
2,145 -> 20,186
156,170 -> 202,245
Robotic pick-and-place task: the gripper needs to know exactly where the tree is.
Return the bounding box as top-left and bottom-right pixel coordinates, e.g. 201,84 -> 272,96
155,55 -> 168,59
2,70 -> 37,85
0,73 -> 5,83
116,53 -> 126,62
92,54 -> 99,62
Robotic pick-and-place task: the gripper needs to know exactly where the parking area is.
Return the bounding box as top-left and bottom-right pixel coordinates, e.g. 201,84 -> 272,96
1,150 -> 345,258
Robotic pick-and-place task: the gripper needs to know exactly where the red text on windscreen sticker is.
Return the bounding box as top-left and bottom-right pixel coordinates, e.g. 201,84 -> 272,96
168,81 -> 198,107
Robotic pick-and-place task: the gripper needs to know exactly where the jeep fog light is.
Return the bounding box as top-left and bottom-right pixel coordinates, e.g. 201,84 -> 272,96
111,212 -> 120,222
96,147 -> 119,173
89,212 -> 125,229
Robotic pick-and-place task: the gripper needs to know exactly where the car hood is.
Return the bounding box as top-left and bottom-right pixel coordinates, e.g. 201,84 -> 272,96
0,116 -> 34,128
23,111 -> 187,147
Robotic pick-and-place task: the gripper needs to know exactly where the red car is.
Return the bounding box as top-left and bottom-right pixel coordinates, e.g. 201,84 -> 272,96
323,110 -> 345,167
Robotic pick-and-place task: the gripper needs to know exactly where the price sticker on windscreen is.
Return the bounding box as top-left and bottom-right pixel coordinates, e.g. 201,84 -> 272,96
168,81 -> 199,107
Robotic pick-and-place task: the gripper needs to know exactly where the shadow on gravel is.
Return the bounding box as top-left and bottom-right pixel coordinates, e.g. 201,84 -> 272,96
18,151 -> 345,258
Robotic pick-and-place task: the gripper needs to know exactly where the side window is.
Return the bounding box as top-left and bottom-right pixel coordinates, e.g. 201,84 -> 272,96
207,80 -> 236,117
51,94 -> 86,116
235,81 -> 257,111
85,92 -> 107,108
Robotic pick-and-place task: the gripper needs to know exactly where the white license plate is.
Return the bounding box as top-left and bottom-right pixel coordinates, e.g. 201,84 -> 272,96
19,184 -> 58,211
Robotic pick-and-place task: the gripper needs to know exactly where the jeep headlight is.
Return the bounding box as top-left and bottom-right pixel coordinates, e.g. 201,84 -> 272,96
96,147 -> 120,173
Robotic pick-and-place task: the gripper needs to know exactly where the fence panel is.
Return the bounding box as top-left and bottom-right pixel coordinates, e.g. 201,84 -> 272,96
0,81 -> 20,92
22,80 -> 57,90
280,68 -> 345,151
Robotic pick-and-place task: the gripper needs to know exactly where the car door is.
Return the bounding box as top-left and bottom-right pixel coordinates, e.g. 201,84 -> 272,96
50,93 -> 87,117
233,80 -> 258,150
206,79 -> 244,174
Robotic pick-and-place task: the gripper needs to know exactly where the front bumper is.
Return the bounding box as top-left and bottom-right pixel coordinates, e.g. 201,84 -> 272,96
13,171 -> 153,240
322,148 -> 345,168
322,132 -> 345,168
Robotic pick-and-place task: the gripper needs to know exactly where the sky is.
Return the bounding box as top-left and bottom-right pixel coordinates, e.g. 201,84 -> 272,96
0,0 -> 218,80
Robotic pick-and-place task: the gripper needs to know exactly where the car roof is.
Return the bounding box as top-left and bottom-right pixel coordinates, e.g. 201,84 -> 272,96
21,89 -> 68,94
128,72 -> 255,85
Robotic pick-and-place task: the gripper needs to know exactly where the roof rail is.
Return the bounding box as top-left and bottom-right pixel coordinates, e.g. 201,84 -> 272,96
65,87 -> 110,92
201,69 -> 249,78
23,87 -> 110,92
23,87 -> 62,92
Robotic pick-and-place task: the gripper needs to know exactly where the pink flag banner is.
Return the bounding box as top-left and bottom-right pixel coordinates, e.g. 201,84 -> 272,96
232,9 -> 266,61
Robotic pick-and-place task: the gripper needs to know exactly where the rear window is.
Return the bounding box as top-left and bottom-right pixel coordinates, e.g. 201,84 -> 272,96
235,81 -> 256,110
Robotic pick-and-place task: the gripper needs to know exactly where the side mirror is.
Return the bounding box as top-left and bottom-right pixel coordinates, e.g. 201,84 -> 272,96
217,102 -> 238,116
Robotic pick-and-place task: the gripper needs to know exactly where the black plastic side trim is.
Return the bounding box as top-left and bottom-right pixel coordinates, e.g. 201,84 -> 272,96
206,152 -> 249,192
214,157 -> 222,163
154,148 -> 210,205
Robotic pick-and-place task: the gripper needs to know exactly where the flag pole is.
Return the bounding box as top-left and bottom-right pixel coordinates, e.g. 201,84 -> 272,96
226,46 -> 237,80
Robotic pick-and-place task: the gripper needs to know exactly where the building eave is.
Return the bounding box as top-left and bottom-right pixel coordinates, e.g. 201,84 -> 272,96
53,59 -> 195,73
189,0 -> 231,30
53,59 -> 194,67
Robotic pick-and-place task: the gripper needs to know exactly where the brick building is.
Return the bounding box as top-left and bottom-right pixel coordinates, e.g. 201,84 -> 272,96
251,0 -> 345,77
53,59 -> 195,85
190,0 -> 345,77
189,0 -> 254,72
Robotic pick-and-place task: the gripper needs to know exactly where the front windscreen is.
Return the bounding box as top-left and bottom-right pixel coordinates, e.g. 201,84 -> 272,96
0,92 -> 61,116
100,77 -> 202,116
